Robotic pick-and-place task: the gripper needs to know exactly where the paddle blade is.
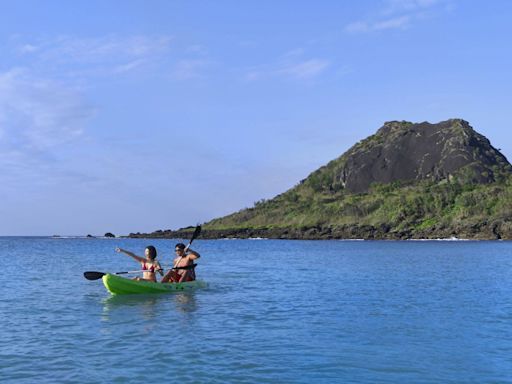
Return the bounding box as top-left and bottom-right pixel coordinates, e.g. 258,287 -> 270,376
190,225 -> 201,243
83,271 -> 106,280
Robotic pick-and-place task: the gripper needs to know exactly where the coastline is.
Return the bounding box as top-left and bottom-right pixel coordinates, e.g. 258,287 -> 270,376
127,221 -> 512,240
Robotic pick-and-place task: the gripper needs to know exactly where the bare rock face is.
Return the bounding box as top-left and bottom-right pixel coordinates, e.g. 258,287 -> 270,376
309,119 -> 511,193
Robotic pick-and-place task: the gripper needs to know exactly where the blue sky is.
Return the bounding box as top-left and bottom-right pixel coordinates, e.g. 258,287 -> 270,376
1,0 -> 511,235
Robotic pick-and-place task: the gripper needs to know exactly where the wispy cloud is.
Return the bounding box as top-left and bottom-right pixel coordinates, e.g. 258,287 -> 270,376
0,69 -> 94,153
0,68 -> 99,193
375,15 -> 411,30
345,0 -> 448,33
14,35 -> 174,78
171,59 -> 211,80
21,35 -> 173,62
246,49 -> 330,82
1,34 -> 215,191
384,0 -> 441,14
17,44 -> 39,54
277,59 -> 330,79
1,34 -> 212,178
12,34 -> 219,83
112,58 -> 147,74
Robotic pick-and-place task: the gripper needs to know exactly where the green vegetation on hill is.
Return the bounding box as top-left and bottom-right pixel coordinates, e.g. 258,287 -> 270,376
202,119 -> 512,239
204,175 -> 512,236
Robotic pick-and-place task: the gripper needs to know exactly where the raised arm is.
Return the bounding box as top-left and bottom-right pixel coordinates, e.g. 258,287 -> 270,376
115,247 -> 145,263
185,248 -> 200,260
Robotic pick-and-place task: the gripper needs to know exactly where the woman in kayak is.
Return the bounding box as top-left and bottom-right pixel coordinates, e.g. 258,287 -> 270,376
115,246 -> 163,282
161,243 -> 200,283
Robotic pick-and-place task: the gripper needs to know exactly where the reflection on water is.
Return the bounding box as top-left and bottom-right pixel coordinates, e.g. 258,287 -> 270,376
168,292 -> 198,313
102,294 -> 159,320
101,292 -> 199,321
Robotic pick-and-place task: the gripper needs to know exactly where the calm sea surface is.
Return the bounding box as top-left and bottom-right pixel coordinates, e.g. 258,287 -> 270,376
1,237 -> 512,383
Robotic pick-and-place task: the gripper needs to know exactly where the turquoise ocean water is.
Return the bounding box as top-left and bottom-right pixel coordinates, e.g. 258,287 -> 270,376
1,237 -> 512,383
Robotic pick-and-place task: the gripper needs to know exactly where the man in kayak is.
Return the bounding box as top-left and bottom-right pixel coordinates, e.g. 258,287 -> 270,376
161,243 -> 200,283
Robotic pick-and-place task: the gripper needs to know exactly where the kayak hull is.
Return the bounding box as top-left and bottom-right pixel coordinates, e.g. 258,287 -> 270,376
102,274 -> 207,295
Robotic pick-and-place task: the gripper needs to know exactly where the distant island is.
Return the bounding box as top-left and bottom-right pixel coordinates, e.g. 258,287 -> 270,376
130,119 -> 512,240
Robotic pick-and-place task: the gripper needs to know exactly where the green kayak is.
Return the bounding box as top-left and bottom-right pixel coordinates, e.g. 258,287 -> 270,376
102,274 -> 207,295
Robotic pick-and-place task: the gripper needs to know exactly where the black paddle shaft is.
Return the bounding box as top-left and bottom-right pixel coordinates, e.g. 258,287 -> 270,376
83,264 -> 197,281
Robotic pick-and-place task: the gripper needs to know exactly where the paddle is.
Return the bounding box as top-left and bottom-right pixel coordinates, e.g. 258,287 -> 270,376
186,225 -> 202,250
84,264 -> 198,281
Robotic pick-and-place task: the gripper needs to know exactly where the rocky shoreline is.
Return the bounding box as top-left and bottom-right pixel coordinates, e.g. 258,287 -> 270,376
128,220 -> 512,240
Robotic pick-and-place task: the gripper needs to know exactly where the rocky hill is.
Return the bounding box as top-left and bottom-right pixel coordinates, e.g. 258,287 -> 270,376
322,119 -> 510,193
130,119 -> 512,240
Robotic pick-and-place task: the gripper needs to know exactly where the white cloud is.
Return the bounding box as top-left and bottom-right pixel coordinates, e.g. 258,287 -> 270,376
245,50 -> 330,82
277,59 -> 330,79
18,44 -> 39,54
0,69 -> 94,152
13,34 -> 217,82
345,21 -> 371,34
171,59 -> 211,80
384,0 -> 440,14
282,48 -> 306,58
16,35 -> 174,78
113,59 -> 147,74
186,45 -> 208,55
346,0 -> 447,34
374,15 -> 411,30
23,35 -> 173,62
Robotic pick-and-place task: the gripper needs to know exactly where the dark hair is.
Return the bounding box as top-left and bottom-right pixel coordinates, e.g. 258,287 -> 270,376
175,243 -> 186,250
145,245 -> 157,260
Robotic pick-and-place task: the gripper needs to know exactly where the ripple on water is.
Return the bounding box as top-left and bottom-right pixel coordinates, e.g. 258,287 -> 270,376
2,238 -> 512,383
